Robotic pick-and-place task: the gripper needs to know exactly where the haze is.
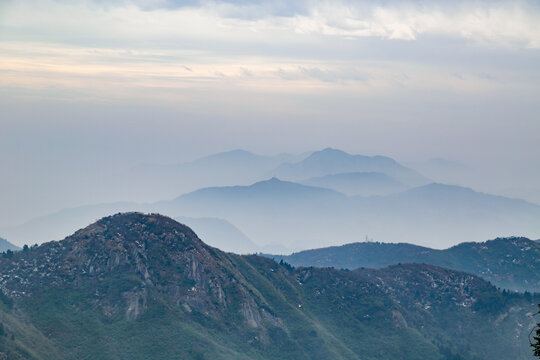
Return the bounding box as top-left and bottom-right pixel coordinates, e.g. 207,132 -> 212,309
1,0 -> 539,247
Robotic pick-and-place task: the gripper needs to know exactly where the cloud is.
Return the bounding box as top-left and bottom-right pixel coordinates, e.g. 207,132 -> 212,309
276,66 -> 368,83
1,0 -> 539,48
281,2 -> 540,48
0,0 -> 538,102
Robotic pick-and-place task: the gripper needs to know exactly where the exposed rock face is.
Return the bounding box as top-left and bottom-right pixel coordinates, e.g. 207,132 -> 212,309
0,213 -> 262,323
365,264 -> 491,309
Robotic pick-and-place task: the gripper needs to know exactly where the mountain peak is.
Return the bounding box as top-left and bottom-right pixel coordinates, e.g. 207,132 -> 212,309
273,147 -> 428,186
72,212 -> 202,248
195,149 -> 262,163
320,147 -> 348,153
0,213 -> 257,322
311,147 -> 351,158
247,177 -> 345,196
0,213 -> 212,295
267,176 -> 281,182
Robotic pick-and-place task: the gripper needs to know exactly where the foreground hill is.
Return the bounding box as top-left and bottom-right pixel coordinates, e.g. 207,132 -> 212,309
1,204 -> 262,253
269,237 -> 540,292
0,213 -> 538,360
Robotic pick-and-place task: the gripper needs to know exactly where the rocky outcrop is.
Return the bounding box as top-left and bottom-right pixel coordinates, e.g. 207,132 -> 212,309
0,213 -> 270,325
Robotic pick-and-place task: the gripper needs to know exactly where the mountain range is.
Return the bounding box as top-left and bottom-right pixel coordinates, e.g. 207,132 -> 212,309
127,148 -> 426,198
0,213 -> 537,360
269,237 -> 540,292
3,178 -> 540,251
3,147 -> 539,252
164,179 -> 540,250
299,171 -> 407,196
272,148 -> 429,186
122,149 -> 311,201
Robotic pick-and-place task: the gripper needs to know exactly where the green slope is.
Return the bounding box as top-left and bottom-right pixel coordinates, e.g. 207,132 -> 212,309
272,237 -> 540,292
0,213 -> 537,360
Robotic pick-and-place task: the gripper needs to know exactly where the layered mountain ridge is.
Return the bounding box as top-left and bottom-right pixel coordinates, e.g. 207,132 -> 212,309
270,236 -> 540,292
3,178 -> 540,251
272,148 -> 429,186
4,147 -> 539,250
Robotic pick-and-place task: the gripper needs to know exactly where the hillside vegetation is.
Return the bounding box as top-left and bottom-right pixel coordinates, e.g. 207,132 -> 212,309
0,213 -> 537,359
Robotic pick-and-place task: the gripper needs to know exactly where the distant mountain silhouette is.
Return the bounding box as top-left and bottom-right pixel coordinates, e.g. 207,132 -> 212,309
0,237 -> 20,252
160,178 -> 352,250
272,148 -> 429,186
300,171 -> 407,196
175,216 -> 259,254
5,180 -> 540,251
269,236 -> 540,292
171,177 -> 346,204
352,183 -> 540,247
161,180 -> 540,249
124,149 -> 311,200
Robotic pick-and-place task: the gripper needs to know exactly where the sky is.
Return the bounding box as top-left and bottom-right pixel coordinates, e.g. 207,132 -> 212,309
1,0 -> 539,228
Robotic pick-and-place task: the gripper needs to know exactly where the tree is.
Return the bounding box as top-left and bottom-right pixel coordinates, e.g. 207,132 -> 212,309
531,305 -> 540,358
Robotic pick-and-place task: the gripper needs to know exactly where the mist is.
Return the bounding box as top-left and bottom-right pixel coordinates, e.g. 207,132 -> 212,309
1,0 -> 539,250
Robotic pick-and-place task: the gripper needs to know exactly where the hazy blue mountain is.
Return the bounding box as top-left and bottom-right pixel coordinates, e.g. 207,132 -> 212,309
160,179 -> 540,249
407,158 -> 540,206
160,178 -> 355,250
269,237 -> 540,292
6,180 -> 540,251
352,183 -> 540,246
123,149 -> 311,201
0,202 -> 144,247
175,216 -> 259,254
171,177 -> 346,205
272,148 -> 429,186
300,171 -> 408,196
0,213 -> 537,360
0,237 -> 20,252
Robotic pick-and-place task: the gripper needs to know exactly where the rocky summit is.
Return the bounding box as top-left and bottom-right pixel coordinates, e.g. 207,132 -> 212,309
0,213 -> 254,322
0,213 -> 538,360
